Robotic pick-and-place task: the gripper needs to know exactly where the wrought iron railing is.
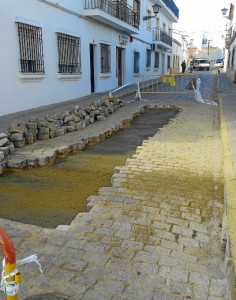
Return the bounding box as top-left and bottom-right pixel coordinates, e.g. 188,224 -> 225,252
84,0 -> 140,28
162,0 -> 179,19
153,28 -> 172,46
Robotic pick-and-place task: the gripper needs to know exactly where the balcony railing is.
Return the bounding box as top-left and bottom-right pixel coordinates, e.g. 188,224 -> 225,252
162,0 -> 179,19
84,0 -> 140,29
153,28 -> 172,47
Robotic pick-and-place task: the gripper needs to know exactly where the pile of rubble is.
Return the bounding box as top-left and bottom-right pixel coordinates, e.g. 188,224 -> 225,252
0,97 -> 124,165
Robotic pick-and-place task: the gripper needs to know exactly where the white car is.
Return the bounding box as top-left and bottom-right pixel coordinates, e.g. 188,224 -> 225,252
214,59 -> 224,68
192,59 -> 210,71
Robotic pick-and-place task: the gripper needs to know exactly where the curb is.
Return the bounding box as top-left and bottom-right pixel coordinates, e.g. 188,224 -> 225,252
219,96 -> 236,299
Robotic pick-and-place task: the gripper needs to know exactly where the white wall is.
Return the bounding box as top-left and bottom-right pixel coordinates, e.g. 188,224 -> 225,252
0,0 -> 177,116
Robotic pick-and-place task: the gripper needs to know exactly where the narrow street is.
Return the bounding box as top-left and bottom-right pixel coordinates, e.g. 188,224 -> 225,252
0,71 -> 231,299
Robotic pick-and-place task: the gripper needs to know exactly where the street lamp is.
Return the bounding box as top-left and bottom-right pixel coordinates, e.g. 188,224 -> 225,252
143,2 -> 161,20
221,7 -> 228,16
221,7 -> 230,19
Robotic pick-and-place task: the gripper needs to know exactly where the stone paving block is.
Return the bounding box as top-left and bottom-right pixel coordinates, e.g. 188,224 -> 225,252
192,286 -> 209,300
209,278 -> 227,297
110,247 -> 136,260
168,269 -> 189,282
166,217 -> 189,228
135,274 -> 166,289
178,236 -> 200,248
188,221 -> 209,234
159,256 -> 186,268
83,289 -> 112,300
153,221 -> 171,232
94,280 -> 125,293
123,282 -> 153,300
171,250 -> 197,263
168,279 -> 192,297
134,251 -> 160,264
172,225 -> 194,238
161,239 -> 184,252
181,211 -> 202,222
189,272 -> 210,286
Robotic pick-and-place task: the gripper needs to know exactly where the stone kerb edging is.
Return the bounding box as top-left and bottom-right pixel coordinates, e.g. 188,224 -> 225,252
0,97 -> 124,174
219,97 -> 236,299
0,102 -> 180,176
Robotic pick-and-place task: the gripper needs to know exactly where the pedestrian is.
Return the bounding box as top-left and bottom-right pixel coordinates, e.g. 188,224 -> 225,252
189,61 -> 193,73
181,60 -> 186,73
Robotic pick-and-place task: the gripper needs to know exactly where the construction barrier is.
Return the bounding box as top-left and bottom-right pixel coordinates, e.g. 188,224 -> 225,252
0,227 -> 21,299
138,73 -> 198,95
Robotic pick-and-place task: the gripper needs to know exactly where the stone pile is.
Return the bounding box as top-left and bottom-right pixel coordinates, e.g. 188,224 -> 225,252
0,97 -> 124,166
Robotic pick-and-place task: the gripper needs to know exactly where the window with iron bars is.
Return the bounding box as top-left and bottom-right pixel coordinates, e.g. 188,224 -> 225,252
146,48 -> 151,68
154,51 -> 159,69
100,43 -> 111,73
57,33 -> 81,74
167,55 -> 171,69
17,22 -> 44,73
134,51 -> 140,74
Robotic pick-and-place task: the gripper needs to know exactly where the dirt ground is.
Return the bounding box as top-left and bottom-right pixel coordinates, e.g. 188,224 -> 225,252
0,109 -> 178,228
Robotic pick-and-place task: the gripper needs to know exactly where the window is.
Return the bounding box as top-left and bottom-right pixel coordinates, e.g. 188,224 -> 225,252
100,43 -> 111,73
134,51 -> 140,73
57,33 -> 81,74
154,51 -> 159,69
146,49 -> 151,68
231,48 -> 235,67
133,0 -> 140,27
17,22 -> 44,73
133,0 -> 140,13
167,55 -> 171,69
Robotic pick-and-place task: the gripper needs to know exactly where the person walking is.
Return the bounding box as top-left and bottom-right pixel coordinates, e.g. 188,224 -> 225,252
181,60 -> 186,73
189,61 -> 193,73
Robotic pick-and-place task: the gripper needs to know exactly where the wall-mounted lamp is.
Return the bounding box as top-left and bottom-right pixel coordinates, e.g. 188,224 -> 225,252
221,7 -> 229,19
143,2 -> 161,20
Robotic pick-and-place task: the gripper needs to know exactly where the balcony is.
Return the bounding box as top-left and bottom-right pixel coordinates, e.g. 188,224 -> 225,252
162,0 -> 179,19
84,0 -> 140,34
155,0 -> 179,22
152,28 -> 172,51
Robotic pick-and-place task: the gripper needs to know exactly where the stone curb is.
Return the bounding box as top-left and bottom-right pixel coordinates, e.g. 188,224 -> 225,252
219,96 -> 236,299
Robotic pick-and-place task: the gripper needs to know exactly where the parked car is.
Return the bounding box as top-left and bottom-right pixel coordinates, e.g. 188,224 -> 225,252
192,59 -> 210,71
214,59 -> 224,68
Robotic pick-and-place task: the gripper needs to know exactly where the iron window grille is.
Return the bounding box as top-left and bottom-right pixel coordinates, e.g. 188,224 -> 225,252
17,22 -> 44,73
134,51 -> 140,73
167,55 -> 171,69
146,49 -> 151,68
57,33 -> 81,74
100,43 -> 111,73
154,51 -> 159,68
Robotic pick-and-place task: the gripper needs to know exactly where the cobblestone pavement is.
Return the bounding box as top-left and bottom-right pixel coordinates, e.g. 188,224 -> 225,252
0,87 -> 230,299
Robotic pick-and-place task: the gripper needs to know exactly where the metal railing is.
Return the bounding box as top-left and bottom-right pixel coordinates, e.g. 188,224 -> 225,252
153,28 -> 172,46
84,0 -> 140,28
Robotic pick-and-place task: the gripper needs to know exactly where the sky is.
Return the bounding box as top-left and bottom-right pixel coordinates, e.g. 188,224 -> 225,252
172,0 -> 232,48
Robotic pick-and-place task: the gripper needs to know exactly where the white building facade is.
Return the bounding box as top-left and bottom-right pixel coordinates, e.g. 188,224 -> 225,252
0,0 -> 178,116
223,3 -> 236,82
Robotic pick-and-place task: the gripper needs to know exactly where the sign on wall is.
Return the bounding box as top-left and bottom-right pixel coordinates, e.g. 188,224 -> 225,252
119,35 -> 129,45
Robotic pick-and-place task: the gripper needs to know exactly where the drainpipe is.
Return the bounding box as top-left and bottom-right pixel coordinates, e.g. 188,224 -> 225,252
0,227 -> 20,300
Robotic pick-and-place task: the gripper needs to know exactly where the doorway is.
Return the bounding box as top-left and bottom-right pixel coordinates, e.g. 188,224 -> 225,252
116,47 -> 123,87
162,53 -> 165,74
90,44 -> 95,93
